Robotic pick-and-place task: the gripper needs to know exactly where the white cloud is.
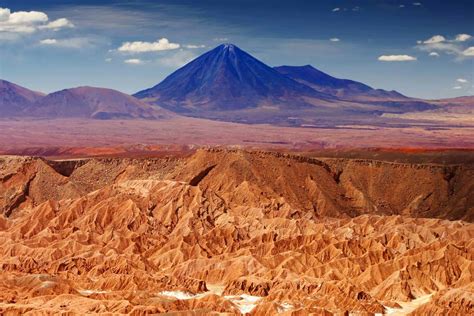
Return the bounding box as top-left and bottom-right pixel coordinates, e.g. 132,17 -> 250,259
332,8 -> 340,12
158,49 -> 196,68
39,18 -> 74,30
456,78 -> 468,83
416,35 -> 474,60
105,58 -> 112,62
418,42 -> 460,55
378,55 -> 417,61
429,52 -> 439,57
329,38 -> 340,42
0,7 -> 72,34
399,5 -> 405,8
462,47 -> 474,56
38,37 -> 94,48
453,86 -> 462,90
455,34 -> 472,42
124,58 -> 144,65
352,6 -> 360,11
118,38 -> 180,53
413,2 -> 422,6
39,38 -> 57,45
213,37 -> 228,42
423,35 -> 446,44
184,44 -> 205,49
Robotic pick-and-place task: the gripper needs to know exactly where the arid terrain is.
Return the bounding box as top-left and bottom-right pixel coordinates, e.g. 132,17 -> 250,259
0,149 -> 473,315
0,117 -> 474,157
1,1 -> 473,314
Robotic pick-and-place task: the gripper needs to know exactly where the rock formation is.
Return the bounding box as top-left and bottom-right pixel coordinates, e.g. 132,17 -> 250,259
0,149 -> 472,315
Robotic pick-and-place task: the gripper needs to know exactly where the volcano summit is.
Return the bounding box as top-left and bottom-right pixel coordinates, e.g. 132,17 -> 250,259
134,44 -> 329,112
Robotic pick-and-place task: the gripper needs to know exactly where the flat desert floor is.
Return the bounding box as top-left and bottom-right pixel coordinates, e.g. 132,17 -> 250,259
0,117 -> 473,156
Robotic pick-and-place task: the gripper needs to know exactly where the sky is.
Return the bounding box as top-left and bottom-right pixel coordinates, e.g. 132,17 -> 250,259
0,0 -> 473,99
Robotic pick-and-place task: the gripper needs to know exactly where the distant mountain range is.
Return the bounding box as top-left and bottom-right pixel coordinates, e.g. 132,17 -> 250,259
0,81 -> 170,120
1,44 -> 472,125
134,44 -> 440,122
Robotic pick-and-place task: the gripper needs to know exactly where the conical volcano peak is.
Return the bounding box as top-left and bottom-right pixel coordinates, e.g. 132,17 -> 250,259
214,43 -> 242,55
221,43 -> 236,49
302,64 -> 316,70
134,43 -> 325,112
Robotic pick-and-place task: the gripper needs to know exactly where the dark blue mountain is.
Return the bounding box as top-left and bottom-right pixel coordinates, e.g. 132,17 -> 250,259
274,65 -> 407,101
134,44 -> 330,112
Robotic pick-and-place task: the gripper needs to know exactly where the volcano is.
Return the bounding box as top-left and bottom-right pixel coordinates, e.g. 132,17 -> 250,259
134,44 -> 329,112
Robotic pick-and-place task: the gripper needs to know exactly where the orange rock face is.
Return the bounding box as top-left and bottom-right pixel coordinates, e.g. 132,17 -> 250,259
0,149 -> 473,315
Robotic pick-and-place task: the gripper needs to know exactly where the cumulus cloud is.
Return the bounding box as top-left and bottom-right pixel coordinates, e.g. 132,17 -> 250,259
378,55 -> 417,62
0,7 -> 73,34
462,47 -> 474,56
118,38 -> 180,53
456,78 -> 468,83
329,38 -> 340,42
332,8 -> 340,12
39,18 -> 74,30
423,35 -> 446,44
429,52 -> 439,57
455,34 -> 472,42
124,58 -> 144,65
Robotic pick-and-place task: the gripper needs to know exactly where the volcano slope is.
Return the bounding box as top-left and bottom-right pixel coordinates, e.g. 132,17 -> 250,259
0,149 -> 473,315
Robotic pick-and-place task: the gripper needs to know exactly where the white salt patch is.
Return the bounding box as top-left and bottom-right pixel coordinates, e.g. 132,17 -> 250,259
160,290 -> 199,300
159,286 -> 228,301
79,289 -> 108,296
158,286 -> 263,314
383,294 -> 433,315
278,302 -> 294,313
207,284 -> 225,295
40,281 -> 56,288
224,294 -> 262,314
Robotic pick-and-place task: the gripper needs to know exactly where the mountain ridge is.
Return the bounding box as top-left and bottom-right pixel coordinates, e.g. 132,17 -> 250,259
134,44 -> 332,112
274,65 -> 408,101
133,43 -> 444,123
0,79 -> 45,116
2,44 -> 471,125
0,82 -> 172,120
31,86 -> 171,119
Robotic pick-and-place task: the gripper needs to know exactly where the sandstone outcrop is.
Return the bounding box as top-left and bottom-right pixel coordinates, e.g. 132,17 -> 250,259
0,149 -> 472,314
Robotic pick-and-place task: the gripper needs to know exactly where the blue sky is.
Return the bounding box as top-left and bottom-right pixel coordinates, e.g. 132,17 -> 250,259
1,0 -> 473,98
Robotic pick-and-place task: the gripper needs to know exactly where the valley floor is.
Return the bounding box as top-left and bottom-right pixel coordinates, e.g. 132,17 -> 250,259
0,117 -> 473,156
